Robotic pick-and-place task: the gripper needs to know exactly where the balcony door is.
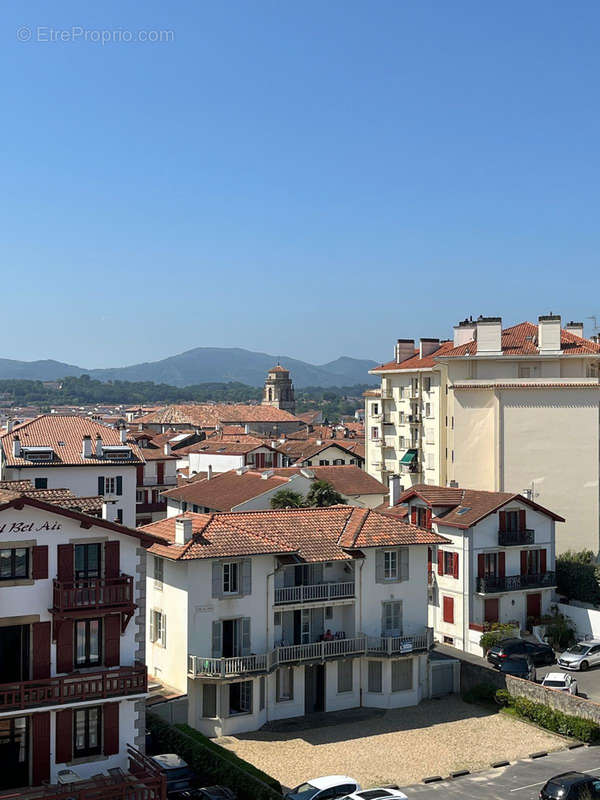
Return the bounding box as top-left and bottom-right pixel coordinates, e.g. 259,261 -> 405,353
0,716 -> 29,790
218,618 -> 251,658
0,625 -> 29,683
75,543 -> 101,579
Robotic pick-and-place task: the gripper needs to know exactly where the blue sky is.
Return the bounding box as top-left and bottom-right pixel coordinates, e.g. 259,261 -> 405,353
3,1 -> 599,368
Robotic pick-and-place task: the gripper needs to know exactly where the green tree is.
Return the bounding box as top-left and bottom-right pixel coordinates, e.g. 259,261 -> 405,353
305,480 -> 346,507
556,550 -> 600,605
270,489 -> 305,509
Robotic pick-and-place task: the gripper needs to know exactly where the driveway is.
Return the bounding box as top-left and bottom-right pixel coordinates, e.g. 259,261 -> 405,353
214,697 -> 566,790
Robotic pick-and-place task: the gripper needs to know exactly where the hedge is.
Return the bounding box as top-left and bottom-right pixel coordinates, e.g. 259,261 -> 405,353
147,712 -> 283,800
495,691 -> 600,743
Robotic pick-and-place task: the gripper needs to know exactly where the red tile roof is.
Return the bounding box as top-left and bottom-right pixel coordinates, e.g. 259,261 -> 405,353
372,341 -> 455,372
276,438 -> 365,463
175,437 -> 276,457
270,466 -> 386,497
134,403 -> 301,427
161,470 -> 291,511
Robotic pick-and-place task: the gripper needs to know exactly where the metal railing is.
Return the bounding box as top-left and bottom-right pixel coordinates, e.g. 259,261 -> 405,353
52,576 -> 134,613
274,581 -> 355,605
188,629 -> 433,678
0,664 -> 147,712
476,571 -> 556,593
498,529 -> 535,546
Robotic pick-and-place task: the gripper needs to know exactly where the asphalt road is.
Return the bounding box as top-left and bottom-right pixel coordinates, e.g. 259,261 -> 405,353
536,661 -> 600,703
399,745 -> 600,799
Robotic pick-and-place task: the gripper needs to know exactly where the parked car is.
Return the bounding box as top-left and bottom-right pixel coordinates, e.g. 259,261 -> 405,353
149,753 -> 200,797
340,789 -> 407,800
487,638 -> 554,668
498,655 -> 536,681
285,776 -> 361,800
557,639 -> 600,671
540,771 -> 600,799
541,671 -> 578,694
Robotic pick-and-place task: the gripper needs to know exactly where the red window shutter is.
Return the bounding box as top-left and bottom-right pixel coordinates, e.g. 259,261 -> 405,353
56,620 -> 74,674
540,549 -> 547,574
519,509 -> 526,530
32,621 -> 51,679
32,545 -> 48,580
427,547 -> 432,570
425,509 -> 432,529
104,541 -> 120,579
478,553 -> 485,578
453,553 -> 459,580
498,552 -> 506,578
499,511 -> 506,532
104,614 -> 121,667
157,462 -> 164,484
55,709 -> 73,764
136,464 -> 144,484
32,712 -> 51,784
438,550 -> 444,575
443,596 -> 454,624
410,507 -> 417,524
520,550 -> 528,576
103,702 -> 119,756
57,543 -> 74,582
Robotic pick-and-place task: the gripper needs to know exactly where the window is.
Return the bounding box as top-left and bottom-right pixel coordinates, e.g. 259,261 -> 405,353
259,676 -> 266,711
337,659 -> 353,693
181,501 -> 188,512
75,619 -> 102,667
223,562 -> 239,594
319,460 -> 330,466
483,552 -> 498,577
368,661 -> 382,693
104,477 -> 116,495
74,543 -> 101,579
325,606 -> 333,620
443,595 -> 454,624
74,706 -> 101,757
372,403 -> 379,416
443,551 -> 455,576
518,366 -> 531,378
525,549 -> 541,574
332,459 -> 344,465
0,548 -> 28,580
34,477 -> 48,489
154,557 -> 164,590
116,509 -> 123,524
136,490 -> 145,504
150,610 -> 166,647
370,427 -> 379,441
382,600 -> 402,636
229,681 -> 252,715
391,659 -> 413,692
383,550 -> 398,580
505,510 -> 520,531
424,377 -> 431,392
276,667 -> 294,701
425,403 -> 431,417
202,683 -> 217,718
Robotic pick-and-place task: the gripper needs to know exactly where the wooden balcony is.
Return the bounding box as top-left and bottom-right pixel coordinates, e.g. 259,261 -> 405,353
498,529 -> 535,546
476,571 -> 556,594
0,663 -> 147,713
0,747 -> 165,800
274,581 -> 355,605
188,629 -> 433,678
52,576 -> 135,617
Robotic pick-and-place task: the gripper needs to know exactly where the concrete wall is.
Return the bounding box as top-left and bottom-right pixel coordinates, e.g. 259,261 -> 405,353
556,602 -> 600,640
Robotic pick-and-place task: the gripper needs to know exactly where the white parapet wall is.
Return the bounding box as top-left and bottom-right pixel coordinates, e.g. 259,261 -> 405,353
557,601 -> 600,640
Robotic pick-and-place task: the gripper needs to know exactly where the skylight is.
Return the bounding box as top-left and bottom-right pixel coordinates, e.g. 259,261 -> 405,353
456,507 -> 471,515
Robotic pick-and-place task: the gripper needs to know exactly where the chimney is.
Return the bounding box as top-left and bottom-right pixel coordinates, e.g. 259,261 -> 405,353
389,474 -> 401,508
538,314 -> 562,354
175,516 -> 193,545
164,442 -> 171,456
244,423 -> 251,434
475,316 -> 502,355
207,464 -> 213,481
102,501 -> 118,522
419,338 -> 440,359
82,435 -> 92,458
119,426 -> 127,444
565,320 -> 584,339
261,469 -> 274,479
453,318 -> 476,347
6,420 -> 13,433
394,339 -> 415,364
12,435 -> 21,458
95,433 -> 103,458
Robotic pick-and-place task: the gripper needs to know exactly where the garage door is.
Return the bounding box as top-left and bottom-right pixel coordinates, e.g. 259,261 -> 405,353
431,662 -> 454,697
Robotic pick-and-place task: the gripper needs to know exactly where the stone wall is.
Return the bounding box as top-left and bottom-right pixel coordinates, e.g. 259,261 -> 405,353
506,674 -> 600,724
459,656 -> 507,693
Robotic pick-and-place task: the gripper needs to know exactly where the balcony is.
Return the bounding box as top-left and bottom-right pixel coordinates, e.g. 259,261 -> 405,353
381,387 -> 393,400
52,576 -> 134,615
188,629 -> 433,678
0,747 -> 165,800
143,476 -> 177,487
498,529 -> 535,547
476,571 -> 556,594
0,663 -> 147,713
408,415 -> 422,425
136,501 -> 167,513
274,581 -> 355,605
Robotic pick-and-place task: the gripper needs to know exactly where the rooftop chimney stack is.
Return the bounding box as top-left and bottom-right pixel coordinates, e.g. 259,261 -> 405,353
538,314 -> 562,354
389,474 -> 401,508
175,517 -> 193,545
475,317 -> 502,355
395,339 -> 415,364
164,442 -> 171,456
82,435 -> 92,458
102,501 -> 118,522
453,317 -> 476,347
6,420 -> 13,433
419,338 -> 440,359
119,426 -> 127,444
95,433 -> 103,458
12,435 -> 21,458
565,321 -> 584,339
207,464 -> 213,481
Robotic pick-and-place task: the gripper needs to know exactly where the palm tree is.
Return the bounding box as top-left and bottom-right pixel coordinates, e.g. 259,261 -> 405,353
270,489 -> 305,509
305,480 -> 346,507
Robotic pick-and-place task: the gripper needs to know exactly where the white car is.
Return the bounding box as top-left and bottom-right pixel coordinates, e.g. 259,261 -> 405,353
541,671 -> 578,694
285,776 -> 361,800
340,790 -> 408,800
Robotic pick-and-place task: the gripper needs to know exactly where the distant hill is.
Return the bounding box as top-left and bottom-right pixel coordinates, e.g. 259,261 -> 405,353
0,347 -> 380,388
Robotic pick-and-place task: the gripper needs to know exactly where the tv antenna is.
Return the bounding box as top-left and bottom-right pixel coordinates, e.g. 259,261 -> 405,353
587,316 -> 599,335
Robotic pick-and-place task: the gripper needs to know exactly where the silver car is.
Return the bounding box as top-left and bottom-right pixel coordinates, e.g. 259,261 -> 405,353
557,639 -> 600,671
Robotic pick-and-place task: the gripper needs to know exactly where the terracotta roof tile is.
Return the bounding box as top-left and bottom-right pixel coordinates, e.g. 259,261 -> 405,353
134,403 -> 301,428
372,341 -> 455,372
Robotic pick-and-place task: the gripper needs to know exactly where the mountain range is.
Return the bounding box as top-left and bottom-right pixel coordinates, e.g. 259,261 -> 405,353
0,348 -> 380,388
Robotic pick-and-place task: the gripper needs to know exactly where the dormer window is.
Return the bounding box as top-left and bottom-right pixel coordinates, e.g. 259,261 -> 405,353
101,446 -> 132,459
21,446 -> 54,461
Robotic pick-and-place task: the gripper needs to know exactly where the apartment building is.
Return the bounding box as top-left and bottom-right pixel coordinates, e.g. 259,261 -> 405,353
142,507 -> 445,736
396,483 -> 562,656
0,416 -> 144,529
0,490 -> 164,800
175,438 -> 283,478
366,315 -> 600,553
135,445 -> 178,527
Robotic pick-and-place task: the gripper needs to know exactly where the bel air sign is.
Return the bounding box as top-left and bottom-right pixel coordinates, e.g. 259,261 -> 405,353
0,520 -> 63,533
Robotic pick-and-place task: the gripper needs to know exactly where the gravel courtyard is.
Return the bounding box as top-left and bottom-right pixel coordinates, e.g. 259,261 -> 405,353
215,697 -> 567,790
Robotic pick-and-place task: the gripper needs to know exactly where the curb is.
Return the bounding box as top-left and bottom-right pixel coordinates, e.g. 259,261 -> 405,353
450,770 -> 470,778
568,742 -> 585,750
422,776 -> 443,784
529,751 -> 548,759
491,760 -> 510,768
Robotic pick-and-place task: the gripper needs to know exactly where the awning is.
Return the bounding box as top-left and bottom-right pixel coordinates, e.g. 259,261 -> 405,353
400,448 -> 418,465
